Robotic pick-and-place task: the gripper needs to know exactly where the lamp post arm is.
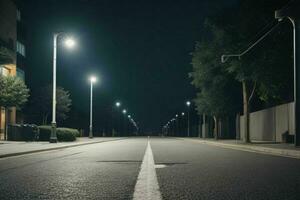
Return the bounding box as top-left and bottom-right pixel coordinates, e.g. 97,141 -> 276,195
221,22 -> 281,63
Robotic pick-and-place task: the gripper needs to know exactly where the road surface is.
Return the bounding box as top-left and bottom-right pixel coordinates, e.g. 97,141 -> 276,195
0,137 -> 299,199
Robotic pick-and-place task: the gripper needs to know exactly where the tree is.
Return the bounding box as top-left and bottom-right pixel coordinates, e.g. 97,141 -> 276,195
220,0 -> 292,142
29,85 -> 72,125
190,0 -> 293,142
190,26 -> 241,139
0,75 -> 29,139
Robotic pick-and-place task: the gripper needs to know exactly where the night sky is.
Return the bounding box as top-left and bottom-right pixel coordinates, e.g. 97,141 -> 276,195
24,0 -> 235,132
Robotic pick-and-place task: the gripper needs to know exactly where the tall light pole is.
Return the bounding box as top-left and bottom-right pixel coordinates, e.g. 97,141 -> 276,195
50,33 -> 75,143
128,115 -> 131,136
89,76 -> 97,138
275,2 -> 300,146
122,109 -> 127,136
186,101 -> 191,137
114,101 -> 121,136
175,114 -> 179,136
181,112 -> 185,137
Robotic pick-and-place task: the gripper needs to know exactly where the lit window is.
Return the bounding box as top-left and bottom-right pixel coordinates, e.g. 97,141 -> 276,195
16,41 -> 26,57
0,66 -> 10,76
17,68 -> 25,81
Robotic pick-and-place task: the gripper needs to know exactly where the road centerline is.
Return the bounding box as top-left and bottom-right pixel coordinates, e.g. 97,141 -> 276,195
133,139 -> 162,200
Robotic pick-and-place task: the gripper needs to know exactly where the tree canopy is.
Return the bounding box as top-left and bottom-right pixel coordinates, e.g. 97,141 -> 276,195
28,85 -> 72,125
190,0 -> 293,119
0,75 -> 29,108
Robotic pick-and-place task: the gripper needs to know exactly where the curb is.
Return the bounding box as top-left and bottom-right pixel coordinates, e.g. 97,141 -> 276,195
184,138 -> 300,159
0,138 -> 126,159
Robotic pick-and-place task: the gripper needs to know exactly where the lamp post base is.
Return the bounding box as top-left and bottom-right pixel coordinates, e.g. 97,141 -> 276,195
50,123 -> 57,143
89,127 -> 93,138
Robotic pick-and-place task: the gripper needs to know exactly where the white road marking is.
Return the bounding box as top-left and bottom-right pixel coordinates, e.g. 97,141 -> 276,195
154,164 -> 167,169
133,139 -> 162,200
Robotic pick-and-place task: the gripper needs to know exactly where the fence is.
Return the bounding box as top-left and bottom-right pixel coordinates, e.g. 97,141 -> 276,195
239,102 -> 294,142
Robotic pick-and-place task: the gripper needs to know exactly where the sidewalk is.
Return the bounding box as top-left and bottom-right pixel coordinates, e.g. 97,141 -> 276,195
184,138 -> 300,159
0,137 -> 124,158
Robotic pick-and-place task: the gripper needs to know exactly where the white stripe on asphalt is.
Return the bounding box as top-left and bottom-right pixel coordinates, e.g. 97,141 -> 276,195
133,139 -> 162,200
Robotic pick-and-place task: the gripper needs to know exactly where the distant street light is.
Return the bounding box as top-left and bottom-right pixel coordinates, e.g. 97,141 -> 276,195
115,101 -> 121,107
186,101 -> 191,137
181,112 -> 185,116
50,33 -> 76,143
128,115 -> 131,118
89,76 -> 97,138
186,101 -> 191,106
123,109 -> 127,114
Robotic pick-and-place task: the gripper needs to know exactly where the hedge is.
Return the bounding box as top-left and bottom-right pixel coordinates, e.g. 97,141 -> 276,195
38,126 -> 79,142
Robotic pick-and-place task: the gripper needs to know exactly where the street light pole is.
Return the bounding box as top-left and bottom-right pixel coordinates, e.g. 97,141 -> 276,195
186,101 -> 191,137
275,2 -> 300,146
50,33 -> 75,143
122,109 -> 127,136
50,33 -> 58,143
89,76 -> 97,138
175,114 -> 179,136
113,102 -> 121,136
89,80 -> 93,138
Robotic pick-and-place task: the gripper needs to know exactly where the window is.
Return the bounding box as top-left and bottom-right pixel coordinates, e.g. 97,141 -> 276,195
16,68 -> 25,81
0,66 -> 10,76
17,9 -> 21,21
16,41 -> 26,57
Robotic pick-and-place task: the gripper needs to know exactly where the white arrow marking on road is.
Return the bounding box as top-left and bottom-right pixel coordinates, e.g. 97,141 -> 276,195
133,139 -> 162,200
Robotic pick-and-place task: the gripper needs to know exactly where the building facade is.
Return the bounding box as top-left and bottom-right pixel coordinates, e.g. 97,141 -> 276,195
0,0 -> 26,140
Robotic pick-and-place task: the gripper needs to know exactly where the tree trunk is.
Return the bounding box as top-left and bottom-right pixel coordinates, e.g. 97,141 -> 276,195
236,113 -> 241,140
242,81 -> 250,143
45,114 -> 48,125
42,114 -> 49,125
213,116 -> 218,140
4,107 -> 8,140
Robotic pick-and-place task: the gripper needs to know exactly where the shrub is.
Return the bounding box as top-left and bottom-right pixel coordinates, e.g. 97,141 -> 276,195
38,126 -> 79,142
56,128 -> 78,141
38,125 -> 51,141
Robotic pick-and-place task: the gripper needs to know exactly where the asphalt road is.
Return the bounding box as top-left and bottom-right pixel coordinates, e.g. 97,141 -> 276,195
0,137 -> 299,200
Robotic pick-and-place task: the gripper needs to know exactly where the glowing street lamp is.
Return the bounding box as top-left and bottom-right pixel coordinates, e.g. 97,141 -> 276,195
64,37 -> 76,48
186,101 -> 191,106
122,109 -> 127,114
115,101 -> 121,107
89,76 -> 97,138
50,33 -> 76,143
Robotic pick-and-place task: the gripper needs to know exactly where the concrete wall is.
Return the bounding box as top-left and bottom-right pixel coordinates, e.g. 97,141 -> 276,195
240,102 -> 294,142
